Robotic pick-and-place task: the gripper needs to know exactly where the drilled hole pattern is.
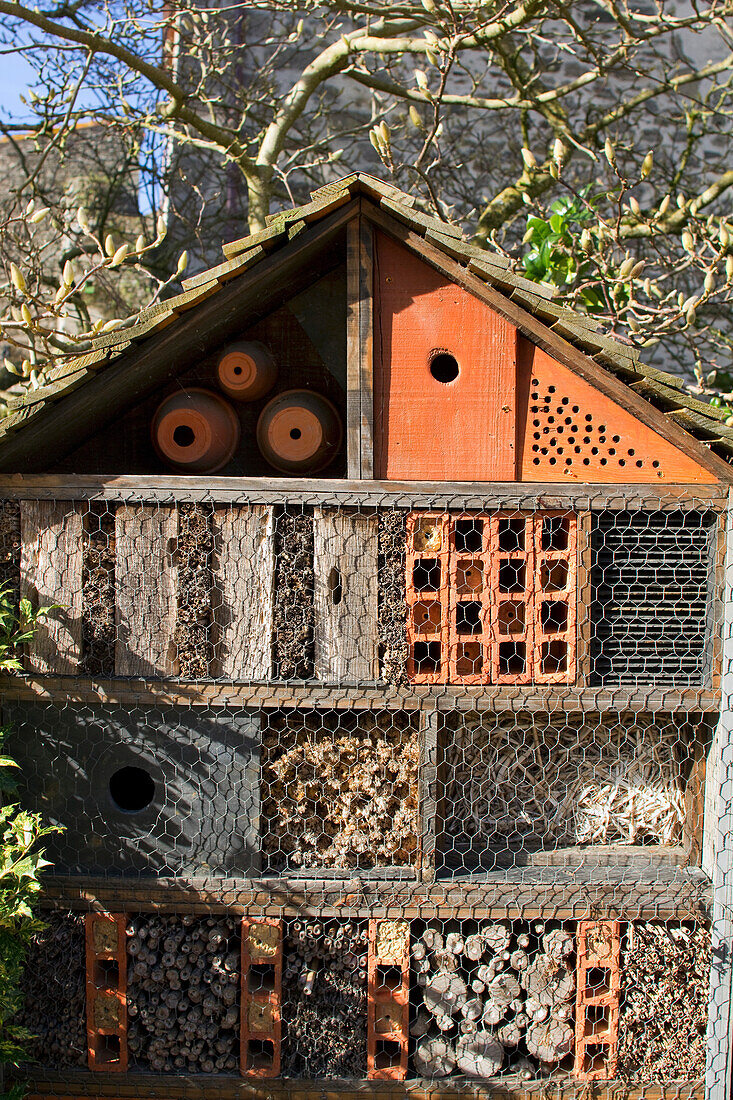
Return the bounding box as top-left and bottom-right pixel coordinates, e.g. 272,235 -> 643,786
529,379 -> 663,477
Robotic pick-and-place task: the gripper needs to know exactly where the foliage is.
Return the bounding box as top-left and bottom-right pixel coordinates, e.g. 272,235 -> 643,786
0,586 -> 58,1077
520,165 -> 733,410
522,190 -> 611,313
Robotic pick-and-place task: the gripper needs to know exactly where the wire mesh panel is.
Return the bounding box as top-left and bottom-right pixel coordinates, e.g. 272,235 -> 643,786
0,485 -> 727,1093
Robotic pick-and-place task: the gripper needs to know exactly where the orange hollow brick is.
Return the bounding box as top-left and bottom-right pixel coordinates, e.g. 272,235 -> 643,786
573,920 -> 621,1081
241,917 -> 283,1078
85,913 -> 128,1073
367,918 -> 410,1081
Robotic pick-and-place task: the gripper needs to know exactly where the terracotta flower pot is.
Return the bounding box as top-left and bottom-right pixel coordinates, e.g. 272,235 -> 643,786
152,388 -> 240,473
216,340 -> 277,402
257,389 -> 342,474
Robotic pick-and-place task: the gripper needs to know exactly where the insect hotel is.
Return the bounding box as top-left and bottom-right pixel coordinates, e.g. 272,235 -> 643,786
1,174 -> 732,1098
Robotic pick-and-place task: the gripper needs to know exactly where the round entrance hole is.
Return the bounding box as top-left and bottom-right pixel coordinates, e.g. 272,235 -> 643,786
290,427 -> 302,440
173,424 -> 196,448
430,352 -> 459,384
109,765 -> 155,813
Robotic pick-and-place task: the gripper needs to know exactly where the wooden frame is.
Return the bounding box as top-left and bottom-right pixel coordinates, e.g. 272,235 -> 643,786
38,862 -> 708,921
21,1076 -> 705,1100
346,213 -> 374,479
705,497 -> 733,1100
0,474 -> 725,507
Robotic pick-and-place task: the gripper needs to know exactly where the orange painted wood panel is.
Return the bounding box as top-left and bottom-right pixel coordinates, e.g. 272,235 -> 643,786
517,337 -> 716,483
374,233 -> 517,481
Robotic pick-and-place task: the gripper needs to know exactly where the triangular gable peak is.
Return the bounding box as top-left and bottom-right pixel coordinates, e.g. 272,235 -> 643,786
0,176 -> 728,483
373,232 -> 716,484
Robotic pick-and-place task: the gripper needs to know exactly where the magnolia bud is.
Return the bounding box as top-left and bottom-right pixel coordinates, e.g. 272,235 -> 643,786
10,263 -> 26,294
409,106 -> 423,129
111,243 -> 129,267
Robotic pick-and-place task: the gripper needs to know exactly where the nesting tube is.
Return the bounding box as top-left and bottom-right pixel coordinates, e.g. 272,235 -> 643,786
257,389 -> 342,474
152,387 -> 240,473
216,340 -> 277,401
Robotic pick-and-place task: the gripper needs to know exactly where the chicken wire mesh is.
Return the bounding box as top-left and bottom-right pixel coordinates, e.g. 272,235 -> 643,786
0,488 -> 728,1088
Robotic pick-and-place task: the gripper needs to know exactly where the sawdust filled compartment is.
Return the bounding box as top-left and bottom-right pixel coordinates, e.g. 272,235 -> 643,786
378,508 -> 408,684
436,710 -> 708,874
617,920 -> 710,1081
261,709 -> 420,874
81,501 -> 116,676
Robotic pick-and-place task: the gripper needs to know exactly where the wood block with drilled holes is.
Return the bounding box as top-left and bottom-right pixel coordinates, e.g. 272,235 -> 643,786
313,507 -> 378,681
518,337 -> 716,483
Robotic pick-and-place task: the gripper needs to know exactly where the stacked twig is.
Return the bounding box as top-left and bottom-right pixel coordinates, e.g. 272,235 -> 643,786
174,502 -> 214,678
442,712 -> 687,858
262,710 -> 419,869
81,503 -> 116,676
17,912 -> 87,1067
411,921 -> 574,1078
378,509 -> 408,685
126,915 -> 239,1073
282,919 -> 367,1078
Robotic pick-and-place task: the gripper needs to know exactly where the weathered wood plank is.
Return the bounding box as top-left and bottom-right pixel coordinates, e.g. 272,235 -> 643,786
418,709 -> 440,883
114,504 -> 177,677
19,500 -> 83,675
20,1070 -> 705,1100
0,676 -> 720,714
346,218 -> 362,479
0,475 -> 725,510
37,845 -> 710,923
358,217 -> 375,479
313,507 -> 378,681
576,510 -> 593,686
212,505 -> 274,680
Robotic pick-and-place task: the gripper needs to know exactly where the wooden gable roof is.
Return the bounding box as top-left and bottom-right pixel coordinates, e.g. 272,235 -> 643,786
0,173 -> 730,481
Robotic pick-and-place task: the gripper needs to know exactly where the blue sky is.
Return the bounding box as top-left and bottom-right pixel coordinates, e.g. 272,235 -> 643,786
0,49 -> 37,121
